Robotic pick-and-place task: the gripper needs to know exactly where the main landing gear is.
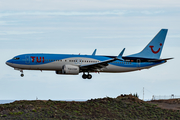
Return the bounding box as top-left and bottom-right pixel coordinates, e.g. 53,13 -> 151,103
20,70 -> 24,77
82,72 -> 92,79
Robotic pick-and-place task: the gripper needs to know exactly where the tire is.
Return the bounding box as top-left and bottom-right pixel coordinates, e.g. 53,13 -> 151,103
21,74 -> 24,77
87,74 -> 92,79
82,74 -> 87,79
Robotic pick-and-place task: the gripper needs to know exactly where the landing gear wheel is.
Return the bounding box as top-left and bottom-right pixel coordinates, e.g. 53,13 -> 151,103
82,72 -> 92,79
87,74 -> 92,79
20,74 -> 24,77
20,70 -> 24,77
82,74 -> 87,79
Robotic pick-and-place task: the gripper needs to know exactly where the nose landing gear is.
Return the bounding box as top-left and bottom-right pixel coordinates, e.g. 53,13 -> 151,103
20,70 -> 24,77
82,72 -> 92,79
21,74 -> 24,77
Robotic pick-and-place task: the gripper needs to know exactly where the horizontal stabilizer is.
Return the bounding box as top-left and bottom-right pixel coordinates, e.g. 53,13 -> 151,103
148,58 -> 173,62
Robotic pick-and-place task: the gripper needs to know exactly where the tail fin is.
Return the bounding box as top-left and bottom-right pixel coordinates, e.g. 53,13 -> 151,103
127,29 -> 168,59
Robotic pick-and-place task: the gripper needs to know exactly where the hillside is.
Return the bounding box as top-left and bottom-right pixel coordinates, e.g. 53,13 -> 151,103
0,95 -> 180,119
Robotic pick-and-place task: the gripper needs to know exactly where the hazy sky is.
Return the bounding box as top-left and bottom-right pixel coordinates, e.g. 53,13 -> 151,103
0,0 -> 180,100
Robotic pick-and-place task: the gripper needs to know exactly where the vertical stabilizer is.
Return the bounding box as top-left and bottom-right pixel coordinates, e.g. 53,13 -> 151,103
127,29 -> 168,59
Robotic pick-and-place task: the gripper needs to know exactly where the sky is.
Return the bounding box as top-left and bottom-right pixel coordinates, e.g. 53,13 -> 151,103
0,0 -> 180,101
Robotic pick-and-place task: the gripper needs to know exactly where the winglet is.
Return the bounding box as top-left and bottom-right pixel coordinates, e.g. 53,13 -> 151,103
116,48 -> 125,61
92,49 -> 97,56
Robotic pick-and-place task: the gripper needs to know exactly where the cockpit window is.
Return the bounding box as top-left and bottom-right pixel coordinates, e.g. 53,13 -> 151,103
13,57 -> 20,60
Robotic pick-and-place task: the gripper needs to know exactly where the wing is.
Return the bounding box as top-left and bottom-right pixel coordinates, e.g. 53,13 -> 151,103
80,58 -> 116,72
80,48 -> 125,72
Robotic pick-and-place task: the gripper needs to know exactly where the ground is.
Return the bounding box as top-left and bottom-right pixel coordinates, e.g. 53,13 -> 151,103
0,95 -> 180,119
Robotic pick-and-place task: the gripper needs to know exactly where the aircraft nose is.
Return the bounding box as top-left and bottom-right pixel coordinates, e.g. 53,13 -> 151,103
6,61 -> 10,65
6,60 -> 12,66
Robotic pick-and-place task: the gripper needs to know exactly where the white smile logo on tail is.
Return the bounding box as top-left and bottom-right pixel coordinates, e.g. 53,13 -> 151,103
149,43 -> 162,54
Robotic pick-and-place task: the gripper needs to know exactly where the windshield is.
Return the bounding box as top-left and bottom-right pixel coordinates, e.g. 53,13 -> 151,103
13,57 -> 20,60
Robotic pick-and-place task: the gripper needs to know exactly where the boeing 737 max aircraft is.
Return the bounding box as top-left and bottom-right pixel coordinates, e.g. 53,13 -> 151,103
6,29 -> 173,79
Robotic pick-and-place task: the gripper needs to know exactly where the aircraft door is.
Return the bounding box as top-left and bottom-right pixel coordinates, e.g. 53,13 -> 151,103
74,59 -> 82,65
75,59 -> 78,64
79,59 -> 82,65
137,59 -> 141,68
25,55 -> 30,64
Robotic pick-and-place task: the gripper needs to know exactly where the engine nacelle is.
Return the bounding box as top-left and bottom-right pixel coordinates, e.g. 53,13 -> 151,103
56,65 -> 79,75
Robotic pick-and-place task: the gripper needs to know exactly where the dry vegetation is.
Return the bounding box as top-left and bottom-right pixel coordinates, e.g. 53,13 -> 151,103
0,94 -> 180,119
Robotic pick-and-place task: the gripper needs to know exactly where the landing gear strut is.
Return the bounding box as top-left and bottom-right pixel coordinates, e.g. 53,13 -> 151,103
82,72 -> 92,79
20,70 -> 24,77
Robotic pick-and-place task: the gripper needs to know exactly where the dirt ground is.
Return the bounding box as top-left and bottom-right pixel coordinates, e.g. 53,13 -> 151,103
147,99 -> 180,110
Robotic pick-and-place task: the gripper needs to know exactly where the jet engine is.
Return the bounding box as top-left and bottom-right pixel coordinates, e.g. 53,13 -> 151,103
56,65 -> 79,75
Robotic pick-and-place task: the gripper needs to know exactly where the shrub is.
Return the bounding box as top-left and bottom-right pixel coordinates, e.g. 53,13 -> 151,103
133,93 -> 139,98
13,111 -> 23,115
2,114 -> 7,117
9,112 -> 13,115
32,109 -> 36,112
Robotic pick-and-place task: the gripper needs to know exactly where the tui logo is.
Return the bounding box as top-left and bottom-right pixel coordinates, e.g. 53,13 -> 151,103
149,43 -> 162,54
31,56 -> 45,63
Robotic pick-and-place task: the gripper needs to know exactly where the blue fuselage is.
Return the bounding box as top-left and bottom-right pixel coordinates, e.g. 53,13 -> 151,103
6,53 -> 165,73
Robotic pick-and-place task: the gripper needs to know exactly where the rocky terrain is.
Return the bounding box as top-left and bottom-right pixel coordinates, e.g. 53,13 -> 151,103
0,95 -> 180,119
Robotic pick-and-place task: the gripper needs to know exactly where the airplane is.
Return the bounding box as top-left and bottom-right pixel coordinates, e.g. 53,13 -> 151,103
6,29 -> 173,79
